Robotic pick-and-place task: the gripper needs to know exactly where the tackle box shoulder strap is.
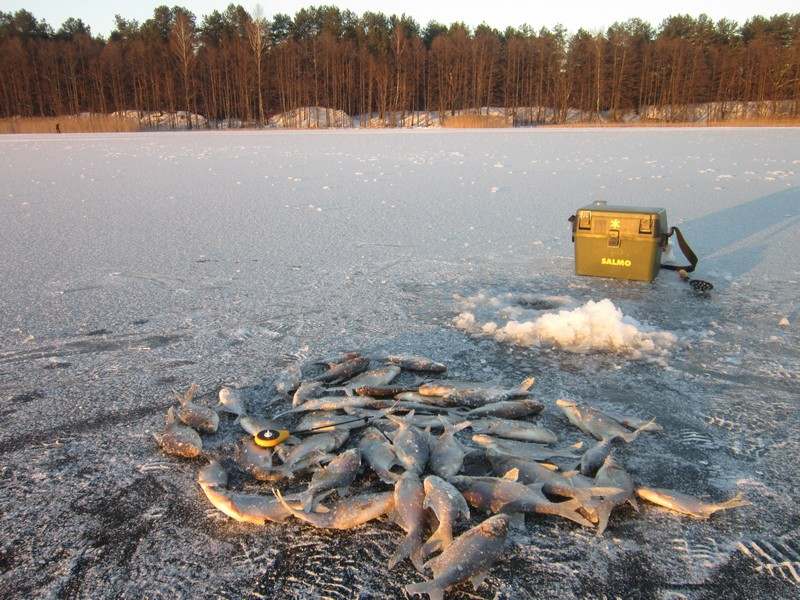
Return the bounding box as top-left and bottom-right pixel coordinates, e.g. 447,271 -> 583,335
661,226 -> 698,273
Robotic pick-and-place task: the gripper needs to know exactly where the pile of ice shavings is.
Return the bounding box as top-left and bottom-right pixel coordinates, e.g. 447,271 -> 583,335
453,293 -> 677,362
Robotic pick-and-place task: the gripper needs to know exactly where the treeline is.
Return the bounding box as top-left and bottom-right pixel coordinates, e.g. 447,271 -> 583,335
1,6 -> 800,124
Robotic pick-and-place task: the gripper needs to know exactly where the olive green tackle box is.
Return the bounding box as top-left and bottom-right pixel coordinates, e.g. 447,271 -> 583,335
568,201 -> 697,282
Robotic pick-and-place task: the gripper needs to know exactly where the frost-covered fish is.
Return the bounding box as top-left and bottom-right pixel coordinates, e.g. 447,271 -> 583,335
429,418 -> 471,479
419,377 -> 535,408
472,434 -> 578,461
592,455 -> 638,534
289,395 -> 393,413
556,399 -> 653,443
312,356 -> 370,384
313,351 -> 361,367
300,448 -> 361,511
343,365 -> 401,388
218,386 -> 246,416
421,475 -> 470,558
295,411 -> 373,433
274,364 -> 302,394
405,514 -> 509,600
465,398 -> 544,419
384,354 -> 447,373
275,489 -> 395,530
354,384 -> 418,398
359,427 -> 401,484
469,418 -> 556,444
154,407 -> 203,458
395,391 -> 459,408
635,487 -> 750,519
235,436 -> 282,481
449,470 -> 593,527
388,471 -> 426,571
293,381 -> 335,407
388,412 -> 430,474
198,460 -> 310,524
277,429 -> 350,476
175,384 -> 219,433
604,409 -> 663,433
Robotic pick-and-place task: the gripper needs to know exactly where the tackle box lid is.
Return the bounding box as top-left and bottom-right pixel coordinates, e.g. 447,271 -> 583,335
573,201 -> 668,236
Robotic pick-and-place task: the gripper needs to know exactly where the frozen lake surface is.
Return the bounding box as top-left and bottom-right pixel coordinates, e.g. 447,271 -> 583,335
1,128 -> 799,599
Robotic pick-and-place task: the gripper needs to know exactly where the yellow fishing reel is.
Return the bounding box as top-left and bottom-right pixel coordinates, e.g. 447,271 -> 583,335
254,429 -> 290,448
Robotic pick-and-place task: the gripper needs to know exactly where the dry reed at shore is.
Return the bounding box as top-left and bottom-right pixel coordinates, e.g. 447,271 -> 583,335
0,115 -> 141,134
441,114 -> 512,128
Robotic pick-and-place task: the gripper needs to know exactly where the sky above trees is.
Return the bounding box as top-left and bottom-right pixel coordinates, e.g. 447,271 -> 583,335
6,0 -> 800,39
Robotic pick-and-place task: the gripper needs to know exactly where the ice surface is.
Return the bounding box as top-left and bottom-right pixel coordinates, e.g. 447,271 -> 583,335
0,128 -> 798,599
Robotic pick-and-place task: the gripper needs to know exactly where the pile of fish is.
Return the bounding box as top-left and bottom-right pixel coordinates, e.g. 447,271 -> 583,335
154,352 -> 751,599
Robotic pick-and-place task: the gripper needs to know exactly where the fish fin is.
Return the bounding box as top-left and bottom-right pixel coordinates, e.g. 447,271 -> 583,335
405,581 -> 443,600
301,491 -> 315,512
273,488 -> 303,519
502,468 -> 520,482
452,420 -> 471,433
713,492 -> 751,513
594,499 -> 614,535
628,496 -> 640,512
386,413 -> 407,427
165,406 -> 177,425
470,569 -> 490,591
539,462 -> 559,471
517,376 -> 535,393
420,525 -> 451,559
546,498 -> 595,528
591,486 -> 626,497
621,419 -> 657,443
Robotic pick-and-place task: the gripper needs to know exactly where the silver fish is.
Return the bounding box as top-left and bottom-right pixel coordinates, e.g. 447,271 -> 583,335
421,475 -> 470,558
289,395 -> 393,413
579,438 -> 620,477
472,434 -> 578,461
154,407 -> 203,458
275,489 -> 395,529
388,412 -> 430,474
465,398 -> 544,419
556,399 -> 653,443
218,386 -> 246,416
312,356 -> 370,384
385,354 -> 447,373
277,429 -> 350,476
344,365 -> 401,388
388,471 -> 426,571
604,409 -> 663,432
274,364 -> 302,394
300,448 -> 361,511
635,487 -> 750,519
359,427 -> 401,484
449,470 -> 593,528
395,391 -> 460,408
235,436 -> 282,481
293,381 -> 334,407
469,418 -> 557,444
429,418 -> 471,479
313,351 -> 362,367
175,384 -> 219,433
405,514 -> 509,600
419,377 -> 534,408
354,384 -> 418,398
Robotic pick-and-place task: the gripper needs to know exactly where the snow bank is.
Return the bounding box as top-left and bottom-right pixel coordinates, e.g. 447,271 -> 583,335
268,106 -> 352,128
111,110 -> 207,129
454,293 -> 676,362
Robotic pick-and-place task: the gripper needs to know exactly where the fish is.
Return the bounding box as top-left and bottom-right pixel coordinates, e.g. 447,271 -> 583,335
635,487 -> 751,519
469,418 -> 557,444
289,395 -> 393,413
405,514 -> 509,600
312,356 -> 370,384
294,411 -> 373,433
275,489 -> 395,530
274,364 -> 302,394
154,407 -> 203,458
198,460 -> 316,524
239,415 -> 284,436
312,351 -> 362,367
384,354 -> 447,373
293,381 -> 336,407
277,429 -> 350,476
300,448 -> 361,511
449,470 -> 593,528
579,438 -> 621,477
421,475 -> 470,558
395,391 -> 460,408
388,412 -> 430,474
234,436 -> 282,481
465,398 -> 544,419
388,471 -> 426,571
354,384 -> 419,398
555,399 -> 653,443
359,426 -> 402,484
472,434 -> 579,461
603,409 -> 663,433
343,365 -> 401,388
218,386 -> 246,416
429,418 -> 471,479
419,377 -> 535,408
175,384 -> 219,433
592,455 -> 639,534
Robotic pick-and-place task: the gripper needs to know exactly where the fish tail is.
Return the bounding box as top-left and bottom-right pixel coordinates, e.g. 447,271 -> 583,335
388,530 -> 422,570
595,499 -> 614,535
405,581 -> 443,600
421,525 -> 451,559
715,492 -> 751,513
517,376 -> 536,392
550,499 -> 594,528
621,418 -> 657,443
300,490 -> 315,512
